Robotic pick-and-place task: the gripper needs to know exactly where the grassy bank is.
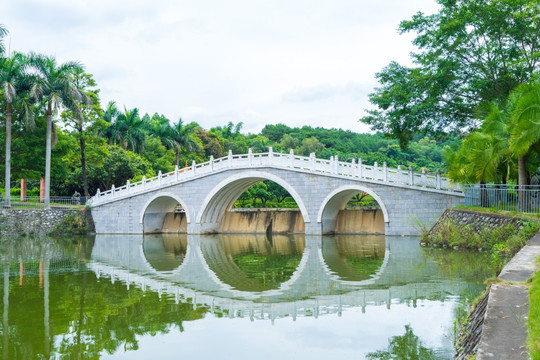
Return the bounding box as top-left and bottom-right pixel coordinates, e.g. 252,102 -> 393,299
530,256 -> 540,360
421,214 -> 539,272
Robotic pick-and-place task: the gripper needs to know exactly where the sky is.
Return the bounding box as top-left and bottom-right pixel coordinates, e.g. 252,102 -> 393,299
1,0 -> 440,134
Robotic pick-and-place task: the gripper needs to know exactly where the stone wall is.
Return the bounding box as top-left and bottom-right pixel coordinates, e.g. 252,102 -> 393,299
429,209 -> 523,237
0,209 -> 94,236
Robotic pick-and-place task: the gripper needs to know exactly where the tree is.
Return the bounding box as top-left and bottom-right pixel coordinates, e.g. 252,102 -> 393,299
102,106 -> 147,154
61,69 -> 101,197
29,54 -> 86,209
508,81 -> 540,186
362,0 -> 540,147
169,119 -> 200,167
0,52 -> 34,206
0,24 -> 7,57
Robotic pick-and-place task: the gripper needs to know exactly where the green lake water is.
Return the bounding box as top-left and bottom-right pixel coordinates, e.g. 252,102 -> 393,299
0,234 -> 495,359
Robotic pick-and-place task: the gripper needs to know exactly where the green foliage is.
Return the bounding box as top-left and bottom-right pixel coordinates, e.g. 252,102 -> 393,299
366,325 -> 437,360
529,258 -> 540,360
362,0 -> 540,147
49,213 -> 88,235
423,216 -> 539,272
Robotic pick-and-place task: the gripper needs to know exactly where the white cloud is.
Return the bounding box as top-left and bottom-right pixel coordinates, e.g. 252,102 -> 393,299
1,0 -> 440,133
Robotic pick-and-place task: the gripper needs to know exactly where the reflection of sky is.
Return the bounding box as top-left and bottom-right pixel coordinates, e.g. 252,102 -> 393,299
101,300 -> 455,360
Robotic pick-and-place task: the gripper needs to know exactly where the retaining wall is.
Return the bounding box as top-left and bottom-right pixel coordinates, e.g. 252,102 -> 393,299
0,209 -> 94,236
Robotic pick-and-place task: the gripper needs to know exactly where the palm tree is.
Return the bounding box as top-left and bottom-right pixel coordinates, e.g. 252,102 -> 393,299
0,24 -> 7,57
102,105 -> 147,153
508,81 -> 540,211
0,52 -> 33,207
509,81 -> 540,186
28,54 -> 85,209
170,119 -> 200,167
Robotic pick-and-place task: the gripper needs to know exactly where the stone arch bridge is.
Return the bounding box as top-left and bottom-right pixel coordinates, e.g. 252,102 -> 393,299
89,149 -> 464,236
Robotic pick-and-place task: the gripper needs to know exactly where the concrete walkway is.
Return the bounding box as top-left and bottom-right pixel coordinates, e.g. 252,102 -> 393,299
476,233 -> 540,359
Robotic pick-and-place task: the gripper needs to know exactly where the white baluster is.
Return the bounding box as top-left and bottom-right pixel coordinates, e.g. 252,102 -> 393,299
158,171 -> 162,186
111,185 -> 115,199
142,175 -> 146,190
192,160 -> 196,176
383,162 -> 388,182
210,155 -> 214,171
248,148 -> 253,166
268,146 -> 273,165
359,158 -> 363,178
436,169 -> 441,190
335,156 -> 339,174
409,165 -> 414,185
310,152 -> 316,171
126,180 -> 130,194
228,149 -> 233,167
175,165 -> 179,181
289,149 -> 294,168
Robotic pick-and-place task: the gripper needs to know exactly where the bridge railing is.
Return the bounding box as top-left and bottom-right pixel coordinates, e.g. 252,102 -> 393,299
89,148 -> 462,205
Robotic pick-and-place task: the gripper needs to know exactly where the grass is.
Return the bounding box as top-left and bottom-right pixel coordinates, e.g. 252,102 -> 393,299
421,209 -> 539,272
455,205 -> 540,221
529,256 -> 540,360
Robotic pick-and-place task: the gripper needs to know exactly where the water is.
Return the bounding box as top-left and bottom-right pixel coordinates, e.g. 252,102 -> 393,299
0,234 -> 495,359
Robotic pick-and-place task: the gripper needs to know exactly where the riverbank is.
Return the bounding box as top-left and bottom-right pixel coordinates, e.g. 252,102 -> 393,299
0,208 -> 94,236
428,208 -> 540,359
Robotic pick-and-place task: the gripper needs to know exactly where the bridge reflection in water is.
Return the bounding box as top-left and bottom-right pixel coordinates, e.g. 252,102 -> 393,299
90,234 -> 480,322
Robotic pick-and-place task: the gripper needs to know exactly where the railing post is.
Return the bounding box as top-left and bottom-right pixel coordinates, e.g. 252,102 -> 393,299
228,150 -> 233,167
268,146 -> 273,162
192,161 -> 196,176
359,158 -> 363,178
436,169 -> 441,190
111,185 -> 115,199
210,155 -> 214,171
421,168 -> 426,187
175,165 -> 179,181
96,188 -> 100,199
142,175 -> 146,190
158,171 -> 162,186
335,156 -> 339,174
289,149 -> 294,168
248,148 -> 253,166
310,152 -> 316,171
409,166 -> 413,185
126,180 -> 130,194
383,162 -> 388,182
351,159 -> 356,177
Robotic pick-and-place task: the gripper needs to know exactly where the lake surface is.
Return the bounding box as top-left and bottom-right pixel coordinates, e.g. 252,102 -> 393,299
0,234 -> 495,359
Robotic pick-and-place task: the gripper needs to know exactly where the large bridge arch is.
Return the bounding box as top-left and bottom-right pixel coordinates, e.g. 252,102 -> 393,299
195,171 -> 311,233
140,192 -> 191,233
317,185 -> 389,234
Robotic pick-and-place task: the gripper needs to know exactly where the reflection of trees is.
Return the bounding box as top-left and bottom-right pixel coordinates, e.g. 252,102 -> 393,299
422,248 -> 496,281
0,237 -> 207,359
366,325 -> 437,360
232,253 -> 301,290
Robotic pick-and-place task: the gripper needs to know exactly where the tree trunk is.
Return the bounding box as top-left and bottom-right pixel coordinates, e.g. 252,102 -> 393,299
79,132 -> 89,198
44,103 -> 52,210
4,102 -> 11,208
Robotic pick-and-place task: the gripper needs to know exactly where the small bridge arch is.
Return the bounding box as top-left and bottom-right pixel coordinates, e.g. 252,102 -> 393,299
195,171 -> 311,233
140,192 -> 191,233
317,185 -> 389,234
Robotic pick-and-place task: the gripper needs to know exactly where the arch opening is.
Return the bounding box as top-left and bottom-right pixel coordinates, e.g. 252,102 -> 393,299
141,193 -> 190,234
142,234 -> 188,272
197,172 -> 310,234
318,185 -> 389,235
200,234 -> 305,291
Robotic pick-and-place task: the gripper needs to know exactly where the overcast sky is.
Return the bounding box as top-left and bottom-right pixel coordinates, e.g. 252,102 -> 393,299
1,0 -> 440,134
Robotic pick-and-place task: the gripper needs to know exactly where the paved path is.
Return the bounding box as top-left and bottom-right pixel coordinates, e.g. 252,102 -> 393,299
476,232 -> 540,359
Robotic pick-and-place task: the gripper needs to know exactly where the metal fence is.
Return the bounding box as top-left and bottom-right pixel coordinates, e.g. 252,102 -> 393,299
464,184 -> 540,214
0,196 -> 89,210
